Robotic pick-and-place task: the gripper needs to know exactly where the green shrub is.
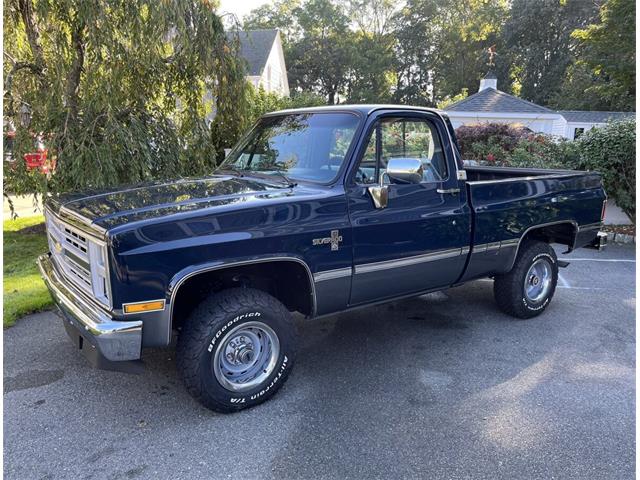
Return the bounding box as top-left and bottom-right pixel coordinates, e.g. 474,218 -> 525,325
508,136 -> 580,170
575,119 -> 636,220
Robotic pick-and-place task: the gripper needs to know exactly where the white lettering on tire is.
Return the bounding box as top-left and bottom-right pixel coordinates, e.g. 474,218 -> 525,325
227,355 -> 289,405
207,312 -> 262,352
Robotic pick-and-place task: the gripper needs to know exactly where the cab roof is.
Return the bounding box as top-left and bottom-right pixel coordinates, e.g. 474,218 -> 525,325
266,104 -> 447,117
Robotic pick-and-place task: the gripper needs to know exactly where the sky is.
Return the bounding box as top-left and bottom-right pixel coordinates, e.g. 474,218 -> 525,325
217,0 -> 269,23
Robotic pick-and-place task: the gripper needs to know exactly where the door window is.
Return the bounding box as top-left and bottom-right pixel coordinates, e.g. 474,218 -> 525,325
354,117 -> 447,184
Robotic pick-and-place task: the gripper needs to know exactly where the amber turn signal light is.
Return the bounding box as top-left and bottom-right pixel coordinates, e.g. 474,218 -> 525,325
123,300 -> 165,314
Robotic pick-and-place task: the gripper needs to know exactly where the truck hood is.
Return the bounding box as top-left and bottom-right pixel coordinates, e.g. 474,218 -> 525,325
48,175 -> 315,231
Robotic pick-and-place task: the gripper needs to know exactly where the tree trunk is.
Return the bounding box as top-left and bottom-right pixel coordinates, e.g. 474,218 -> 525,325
64,22 -> 85,130
18,0 -> 45,71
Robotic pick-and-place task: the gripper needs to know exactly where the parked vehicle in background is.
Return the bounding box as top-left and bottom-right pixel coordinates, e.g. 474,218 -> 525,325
4,126 -> 55,174
39,105 -> 607,413
23,135 -> 53,174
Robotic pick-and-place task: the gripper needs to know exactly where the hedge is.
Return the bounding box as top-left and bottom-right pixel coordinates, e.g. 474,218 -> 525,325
575,119 -> 635,220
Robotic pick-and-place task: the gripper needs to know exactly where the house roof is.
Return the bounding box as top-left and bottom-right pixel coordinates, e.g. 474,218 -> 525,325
228,29 -> 279,76
444,88 -> 555,114
559,110 -> 635,123
443,75 -> 637,123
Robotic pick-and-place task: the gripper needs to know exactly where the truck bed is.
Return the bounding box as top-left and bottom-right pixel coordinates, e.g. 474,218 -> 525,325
458,165 -> 606,282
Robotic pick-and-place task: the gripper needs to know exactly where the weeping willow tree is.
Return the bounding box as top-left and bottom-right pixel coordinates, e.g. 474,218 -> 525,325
3,0 -> 249,205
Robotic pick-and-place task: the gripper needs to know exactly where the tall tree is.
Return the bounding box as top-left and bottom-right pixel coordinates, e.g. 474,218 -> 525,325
287,0 -> 353,103
242,0 -> 302,44
569,0 -> 635,111
502,0 -> 599,106
4,0 -> 247,199
430,0 -> 509,102
344,0 -> 398,103
391,0 -> 438,105
346,0 -> 399,36
345,31 -> 395,103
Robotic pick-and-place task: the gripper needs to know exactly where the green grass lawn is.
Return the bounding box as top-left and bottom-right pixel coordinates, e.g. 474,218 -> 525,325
3,215 -> 53,327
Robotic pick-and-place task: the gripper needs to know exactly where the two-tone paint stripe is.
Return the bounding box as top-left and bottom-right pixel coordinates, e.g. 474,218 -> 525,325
354,248 -> 463,275
313,247 -> 465,282
314,222 -> 598,283
472,238 -> 519,254
313,267 -> 353,282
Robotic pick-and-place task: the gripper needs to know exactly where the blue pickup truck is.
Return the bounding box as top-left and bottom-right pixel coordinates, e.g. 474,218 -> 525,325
38,105 -> 607,412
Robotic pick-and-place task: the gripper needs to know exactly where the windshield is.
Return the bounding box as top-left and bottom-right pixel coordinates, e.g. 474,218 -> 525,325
219,112 -> 360,183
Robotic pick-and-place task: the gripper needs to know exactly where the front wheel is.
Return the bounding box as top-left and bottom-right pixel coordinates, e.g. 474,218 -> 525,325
493,240 -> 558,319
177,288 -> 296,413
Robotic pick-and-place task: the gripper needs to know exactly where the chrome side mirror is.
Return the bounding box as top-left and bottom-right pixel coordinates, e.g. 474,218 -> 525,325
367,158 -> 424,208
386,158 -> 424,184
366,158 -> 424,209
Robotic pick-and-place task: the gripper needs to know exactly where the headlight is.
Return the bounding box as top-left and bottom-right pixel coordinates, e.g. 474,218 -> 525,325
88,240 -> 110,307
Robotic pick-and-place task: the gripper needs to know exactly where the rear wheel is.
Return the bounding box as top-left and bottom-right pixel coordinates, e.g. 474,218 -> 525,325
177,288 -> 296,413
493,241 -> 558,319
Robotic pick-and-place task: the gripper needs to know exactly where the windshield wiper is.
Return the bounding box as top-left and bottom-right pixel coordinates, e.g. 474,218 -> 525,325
216,165 -> 245,178
264,168 -> 297,188
217,165 -> 297,188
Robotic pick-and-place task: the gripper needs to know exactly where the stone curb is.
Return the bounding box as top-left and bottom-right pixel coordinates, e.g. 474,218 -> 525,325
607,232 -> 636,244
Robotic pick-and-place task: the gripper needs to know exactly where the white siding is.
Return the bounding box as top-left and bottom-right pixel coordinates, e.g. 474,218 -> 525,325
551,117 -> 567,137
257,33 -> 289,96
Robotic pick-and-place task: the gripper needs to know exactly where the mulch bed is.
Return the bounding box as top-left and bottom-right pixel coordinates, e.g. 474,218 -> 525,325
602,224 -> 635,236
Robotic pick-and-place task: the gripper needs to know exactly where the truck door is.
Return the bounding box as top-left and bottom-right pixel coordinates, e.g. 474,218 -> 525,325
346,111 -> 470,305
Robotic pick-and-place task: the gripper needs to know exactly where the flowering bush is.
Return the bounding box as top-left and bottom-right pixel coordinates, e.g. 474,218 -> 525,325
455,123 -> 532,165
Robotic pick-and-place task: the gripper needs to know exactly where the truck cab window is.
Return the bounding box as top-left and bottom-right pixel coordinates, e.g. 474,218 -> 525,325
355,117 -> 447,184
221,113 -> 360,183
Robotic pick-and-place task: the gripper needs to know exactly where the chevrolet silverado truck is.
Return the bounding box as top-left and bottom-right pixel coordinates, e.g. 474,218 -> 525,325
38,105 -> 607,412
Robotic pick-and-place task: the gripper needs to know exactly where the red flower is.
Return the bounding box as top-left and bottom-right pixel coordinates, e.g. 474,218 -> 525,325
487,153 -> 495,162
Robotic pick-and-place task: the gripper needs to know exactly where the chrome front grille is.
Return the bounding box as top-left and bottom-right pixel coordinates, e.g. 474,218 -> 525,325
45,209 -> 111,307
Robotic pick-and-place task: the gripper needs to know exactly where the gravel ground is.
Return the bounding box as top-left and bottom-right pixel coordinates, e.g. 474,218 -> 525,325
3,245 -> 635,480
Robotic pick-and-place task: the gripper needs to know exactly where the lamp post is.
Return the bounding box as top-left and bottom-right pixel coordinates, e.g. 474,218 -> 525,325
19,103 -> 32,129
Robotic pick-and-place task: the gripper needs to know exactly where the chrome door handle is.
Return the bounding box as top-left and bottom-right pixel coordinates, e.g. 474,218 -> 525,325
437,188 -> 460,195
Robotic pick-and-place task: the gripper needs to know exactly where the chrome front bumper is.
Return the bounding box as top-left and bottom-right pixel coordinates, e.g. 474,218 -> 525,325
38,254 -> 142,362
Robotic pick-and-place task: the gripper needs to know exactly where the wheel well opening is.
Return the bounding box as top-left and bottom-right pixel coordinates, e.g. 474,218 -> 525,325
171,261 -> 314,331
522,222 -> 577,250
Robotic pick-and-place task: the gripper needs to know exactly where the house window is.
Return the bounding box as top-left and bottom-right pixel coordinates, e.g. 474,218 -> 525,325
574,127 -> 585,139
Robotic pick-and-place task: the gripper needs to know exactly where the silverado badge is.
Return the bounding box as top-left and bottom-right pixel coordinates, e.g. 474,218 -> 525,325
313,230 -> 343,251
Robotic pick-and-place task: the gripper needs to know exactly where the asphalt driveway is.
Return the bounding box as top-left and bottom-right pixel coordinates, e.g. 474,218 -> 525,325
4,245 -> 635,479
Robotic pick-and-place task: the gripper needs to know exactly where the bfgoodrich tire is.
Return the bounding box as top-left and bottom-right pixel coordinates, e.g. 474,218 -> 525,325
177,288 -> 296,413
493,241 -> 558,319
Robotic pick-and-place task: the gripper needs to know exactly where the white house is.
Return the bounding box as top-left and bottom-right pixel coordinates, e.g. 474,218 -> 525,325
553,110 -> 635,140
444,72 -> 634,139
232,29 -> 289,97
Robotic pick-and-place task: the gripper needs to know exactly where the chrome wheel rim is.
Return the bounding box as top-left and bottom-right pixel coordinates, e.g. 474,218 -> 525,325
524,258 -> 553,303
213,321 -> 280,392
